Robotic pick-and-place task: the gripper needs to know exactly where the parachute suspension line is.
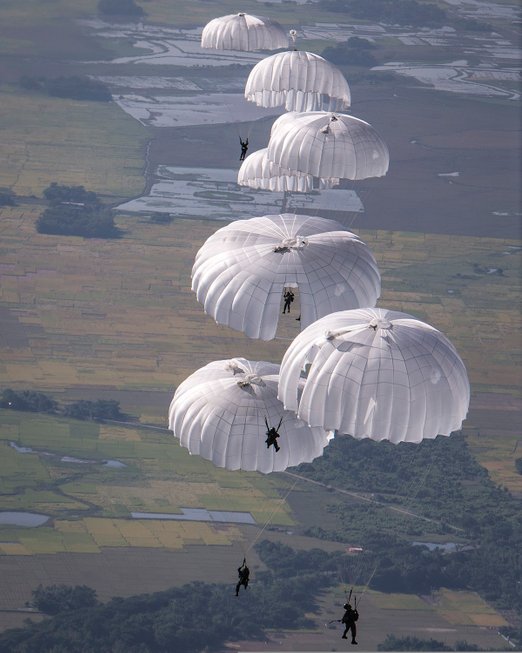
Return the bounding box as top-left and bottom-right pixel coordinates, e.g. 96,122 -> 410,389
281,190 -> 289,213
348,212 -> 359,229
237,471 -> 250,561
354,561 -> 378,607
236,121 -> 254,141
245,476 -> 300,555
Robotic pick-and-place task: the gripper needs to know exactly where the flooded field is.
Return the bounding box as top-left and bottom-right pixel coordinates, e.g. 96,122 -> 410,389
117,165 -> 364,221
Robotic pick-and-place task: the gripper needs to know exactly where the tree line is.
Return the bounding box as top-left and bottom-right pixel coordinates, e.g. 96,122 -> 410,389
1,388 -> 124,422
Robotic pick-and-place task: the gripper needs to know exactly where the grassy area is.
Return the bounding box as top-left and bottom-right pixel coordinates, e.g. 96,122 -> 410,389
435,588 -> 509,627
0,87 -> 147,199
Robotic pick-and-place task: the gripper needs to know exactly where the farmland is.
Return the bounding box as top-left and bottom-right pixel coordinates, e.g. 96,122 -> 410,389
0,0 -> 520,648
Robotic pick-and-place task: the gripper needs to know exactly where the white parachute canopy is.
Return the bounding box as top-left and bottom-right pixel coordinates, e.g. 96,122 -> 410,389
201,13 -> 288,51
168,358 -> 332,474
191,213 -> 381,341
278,308 -> 470,443
238,148 -> 340,193
245,50 -> 351,112
267,111 -> 390,180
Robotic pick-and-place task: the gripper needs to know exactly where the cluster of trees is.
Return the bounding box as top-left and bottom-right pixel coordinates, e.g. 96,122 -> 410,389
36,183 -> 120,238
97,0 -> 145,17
43,183 -> 100,205
1,388 -> 124,422
0,389 -> 58,414
322,37 -> 378,67
296,434 -> 522,620
20,76 -> 111,102
319,0 -> 491,31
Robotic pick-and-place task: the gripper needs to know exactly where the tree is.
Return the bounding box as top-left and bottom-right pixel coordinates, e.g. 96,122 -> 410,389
31,585 -> 99,615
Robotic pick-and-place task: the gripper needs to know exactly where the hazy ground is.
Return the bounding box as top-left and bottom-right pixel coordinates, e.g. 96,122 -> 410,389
0,0 -> 520,650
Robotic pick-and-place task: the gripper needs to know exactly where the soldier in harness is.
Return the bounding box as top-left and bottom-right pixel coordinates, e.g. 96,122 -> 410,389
239,137 -> 249,161
327,591 -> 359,645
236,558 -> 250,596
340,601 -> 359,644
265,416 -> 282,452
282,288 -> 295,314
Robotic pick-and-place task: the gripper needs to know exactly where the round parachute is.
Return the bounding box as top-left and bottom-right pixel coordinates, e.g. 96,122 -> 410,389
245,50 -> 351,112
168,358 -> 332,474
267,111 -> 389,180
191,214 -> 381,340
237,148 -> 340,192
278,308 -> 470,443
201,13 -> 288,51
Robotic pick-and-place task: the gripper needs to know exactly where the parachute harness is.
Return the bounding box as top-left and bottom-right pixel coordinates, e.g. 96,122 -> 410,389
320,114 -> 339,135
273,236 -> 308,254
237,373 -> 265,389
